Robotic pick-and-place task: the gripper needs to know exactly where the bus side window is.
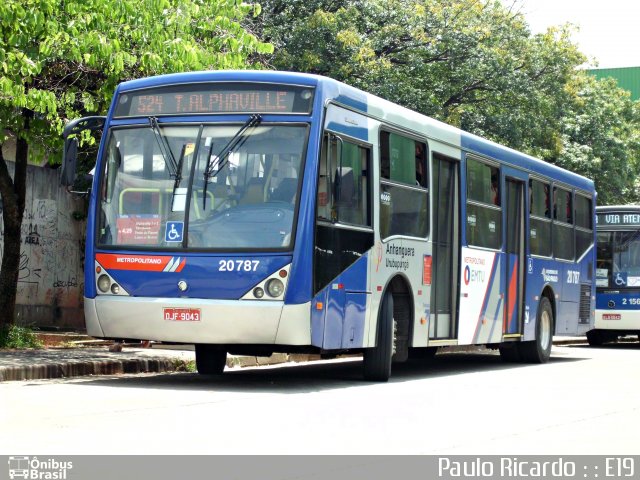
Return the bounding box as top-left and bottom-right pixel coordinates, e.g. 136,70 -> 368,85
316,135 -> 333,222
529,178 -> 552,257
553,186 -> 574,260
466,158 -> 501,249
317,133 -> 371,227
336,141 -> 369,226
575,193 -> 593,261
379,131 -> 428,239
490,171 -> 500,205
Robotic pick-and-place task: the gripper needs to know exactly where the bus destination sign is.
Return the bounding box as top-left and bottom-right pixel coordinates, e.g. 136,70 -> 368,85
114,83 -> 314,117
597,212 -> 640,227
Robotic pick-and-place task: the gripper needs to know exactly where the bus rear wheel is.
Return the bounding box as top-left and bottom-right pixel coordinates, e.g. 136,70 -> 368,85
363,291 -> 394,381
519,296 -> 553,363
498,344 -> 521,362
195,344 -> 227,375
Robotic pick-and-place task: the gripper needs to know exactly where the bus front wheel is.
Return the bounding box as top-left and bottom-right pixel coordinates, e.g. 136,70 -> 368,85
195,344 -> 227,375
363,291 -> 394,381
519,296 -> 553,363
586,330 -> 605,346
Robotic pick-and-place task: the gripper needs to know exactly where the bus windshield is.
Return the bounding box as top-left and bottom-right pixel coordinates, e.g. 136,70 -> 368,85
97,123 -> 308,250
596,230 -> 640,288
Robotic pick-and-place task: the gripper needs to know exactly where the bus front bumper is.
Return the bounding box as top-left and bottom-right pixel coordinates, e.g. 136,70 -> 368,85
595,309 -> 640,331
84,296 -> 311,345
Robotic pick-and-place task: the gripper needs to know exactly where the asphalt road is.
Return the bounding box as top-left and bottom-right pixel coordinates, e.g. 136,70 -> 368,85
1,343 -> 639,455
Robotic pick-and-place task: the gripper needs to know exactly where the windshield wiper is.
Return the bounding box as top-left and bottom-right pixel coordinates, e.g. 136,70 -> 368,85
149,116 -> 179,180
174,143 -> 187,189
203,114 -> 262,209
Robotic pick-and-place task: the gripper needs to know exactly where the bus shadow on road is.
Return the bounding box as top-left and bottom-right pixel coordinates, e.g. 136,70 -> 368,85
566,342 -> 640,351
70,348 -> 589,394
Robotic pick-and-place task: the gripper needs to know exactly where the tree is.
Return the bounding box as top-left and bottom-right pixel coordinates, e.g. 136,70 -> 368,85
258,0 -> 583,144
554,74 -> 640,204
0,0 -> 273,330
255,0 -> 640,202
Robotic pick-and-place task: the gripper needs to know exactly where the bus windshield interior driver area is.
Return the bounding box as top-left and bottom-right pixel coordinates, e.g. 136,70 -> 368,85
99,121 -> 307,250
61,70 -> 596,381
592,205 -> 640,346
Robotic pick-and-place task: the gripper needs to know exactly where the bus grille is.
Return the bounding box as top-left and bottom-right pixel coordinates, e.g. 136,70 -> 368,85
579,284 -> 591,324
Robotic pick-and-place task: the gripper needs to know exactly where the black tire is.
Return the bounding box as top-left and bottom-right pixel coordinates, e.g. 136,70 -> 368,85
499,344 -> 521,362
520,296 -> 553,363
195,344 -> 227,375
587,330 -> 605,346
363,292 -> 394,381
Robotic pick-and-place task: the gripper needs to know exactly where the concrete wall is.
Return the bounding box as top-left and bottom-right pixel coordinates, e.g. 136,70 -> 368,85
0,161 -> 86,330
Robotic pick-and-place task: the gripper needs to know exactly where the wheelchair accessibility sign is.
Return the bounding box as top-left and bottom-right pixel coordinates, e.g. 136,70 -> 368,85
165,222 -> 184,243
614,272 -> 628,287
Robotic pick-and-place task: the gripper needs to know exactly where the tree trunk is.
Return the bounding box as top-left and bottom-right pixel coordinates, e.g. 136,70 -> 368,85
0,109 -> 30,330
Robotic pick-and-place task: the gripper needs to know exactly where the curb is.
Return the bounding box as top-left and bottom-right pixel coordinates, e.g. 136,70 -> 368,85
0,357 -> 179,382
0,349 -> 325,382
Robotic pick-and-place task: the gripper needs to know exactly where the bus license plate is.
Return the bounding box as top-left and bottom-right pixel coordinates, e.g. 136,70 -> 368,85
164,308 -> 201,322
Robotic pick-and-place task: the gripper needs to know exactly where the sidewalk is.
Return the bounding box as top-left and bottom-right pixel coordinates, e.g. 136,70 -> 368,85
0,333 -> 320,382
0,334 -> 587,382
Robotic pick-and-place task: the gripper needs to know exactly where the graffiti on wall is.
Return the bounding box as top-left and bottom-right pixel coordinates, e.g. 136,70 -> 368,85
0,165 -> 85,324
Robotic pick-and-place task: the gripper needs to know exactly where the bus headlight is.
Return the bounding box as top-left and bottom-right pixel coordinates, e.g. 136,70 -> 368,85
97,274 -> 111,293
241,264 -> 290,300
265,278 -> 284,298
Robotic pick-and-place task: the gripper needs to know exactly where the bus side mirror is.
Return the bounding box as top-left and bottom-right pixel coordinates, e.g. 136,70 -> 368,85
61,137 -> 78,187
60,115 -> 106,187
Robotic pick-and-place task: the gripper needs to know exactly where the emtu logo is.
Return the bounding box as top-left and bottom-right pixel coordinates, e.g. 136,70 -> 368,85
8,457 -> 29,480
464,265 -> 486,286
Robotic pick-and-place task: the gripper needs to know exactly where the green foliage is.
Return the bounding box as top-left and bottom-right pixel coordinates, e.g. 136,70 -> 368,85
0,0 -> 273,159
260,0 -> 585,124
0,325 -> 44,349
171,358 -> 197,372
555,74 -> 640,204
256,0 -> 640,203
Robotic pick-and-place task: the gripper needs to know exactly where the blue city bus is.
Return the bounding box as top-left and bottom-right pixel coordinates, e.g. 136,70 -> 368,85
592,205 -> 640,345
61,71 -> 596,380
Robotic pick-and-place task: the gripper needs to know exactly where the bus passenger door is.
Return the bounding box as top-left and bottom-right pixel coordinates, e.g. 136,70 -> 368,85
430,154 -> 460,339
313,130 -> 374,350
504,175 -> 526,336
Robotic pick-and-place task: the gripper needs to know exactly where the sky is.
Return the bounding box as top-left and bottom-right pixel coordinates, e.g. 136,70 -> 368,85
514,0 -> 640,68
